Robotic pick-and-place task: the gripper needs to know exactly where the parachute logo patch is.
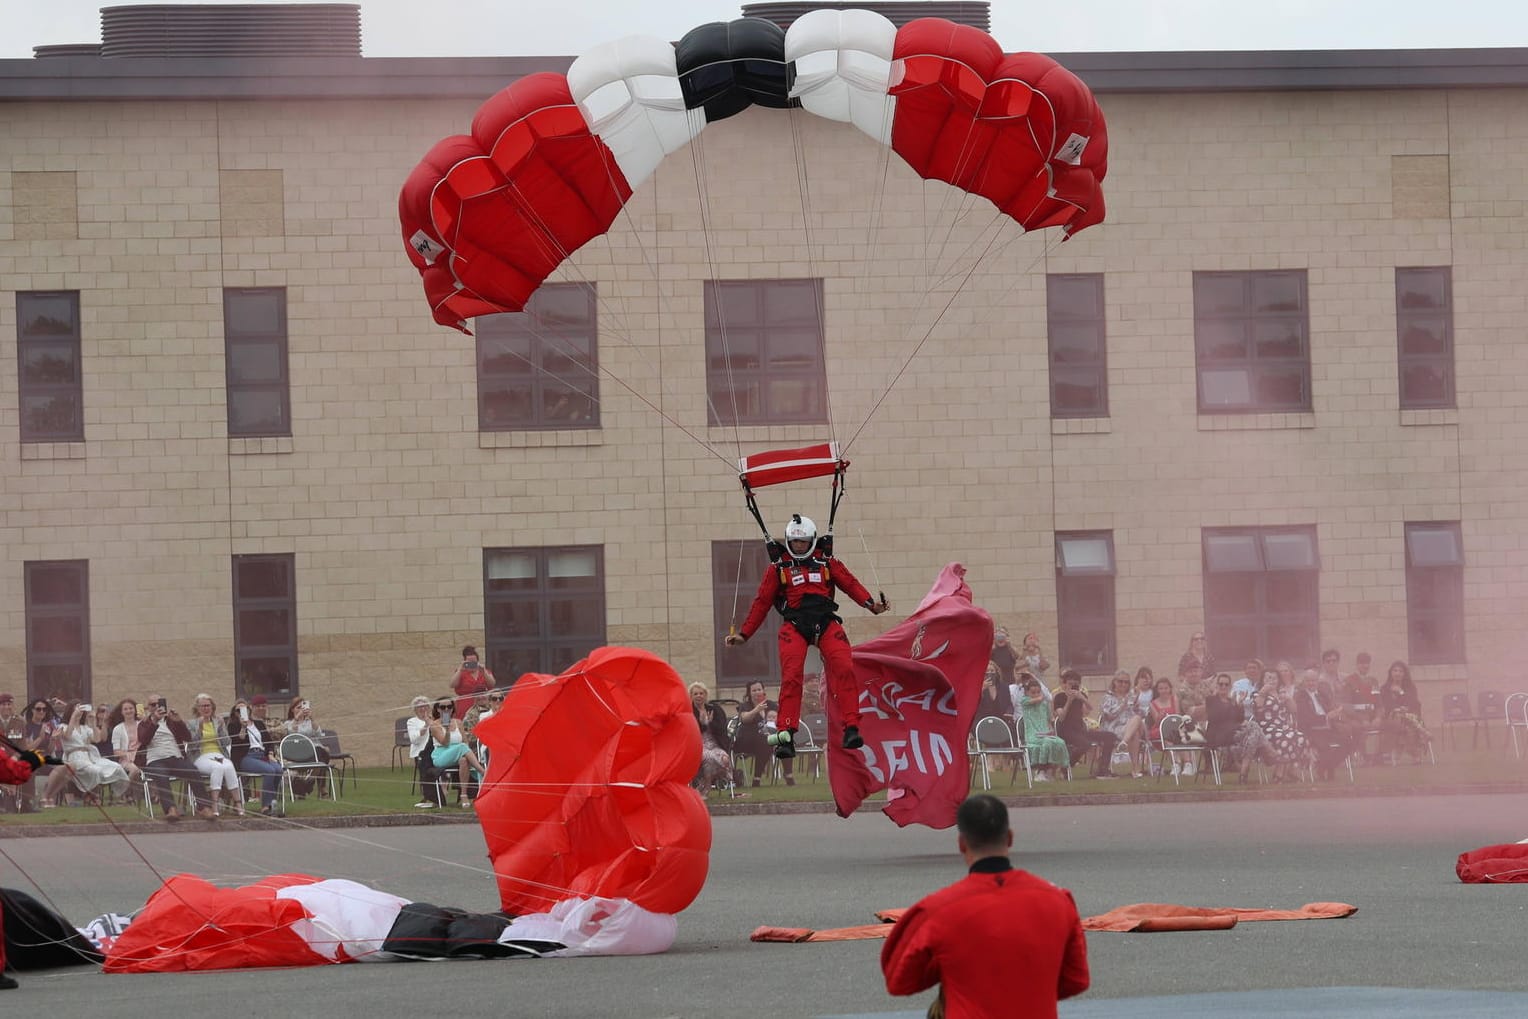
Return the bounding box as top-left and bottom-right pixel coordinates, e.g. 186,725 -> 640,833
1057,133 -> 1089,166
409,230 -> 444,264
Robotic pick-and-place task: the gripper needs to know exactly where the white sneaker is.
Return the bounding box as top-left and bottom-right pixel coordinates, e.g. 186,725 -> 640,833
461,799 -> 473,809
1034,772 -> 1050,783
413,801 -> 435,809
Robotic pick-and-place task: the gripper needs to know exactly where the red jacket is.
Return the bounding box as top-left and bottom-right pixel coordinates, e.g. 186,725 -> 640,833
739,555 -> 875,640
881,859 -> 1090,1019
0,746 -> 41,786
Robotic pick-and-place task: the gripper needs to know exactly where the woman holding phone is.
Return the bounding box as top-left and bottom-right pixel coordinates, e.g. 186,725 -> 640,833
450,645 -> 496,718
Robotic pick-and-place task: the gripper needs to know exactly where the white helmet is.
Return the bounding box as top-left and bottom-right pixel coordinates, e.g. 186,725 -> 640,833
783,514 -> 818,560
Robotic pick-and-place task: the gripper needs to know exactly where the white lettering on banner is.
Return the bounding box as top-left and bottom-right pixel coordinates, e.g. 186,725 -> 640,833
858,729 -> 955,783
858,681 -> 960,720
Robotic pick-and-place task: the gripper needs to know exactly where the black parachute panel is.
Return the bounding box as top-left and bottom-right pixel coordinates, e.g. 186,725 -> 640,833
676,18 -> 797,123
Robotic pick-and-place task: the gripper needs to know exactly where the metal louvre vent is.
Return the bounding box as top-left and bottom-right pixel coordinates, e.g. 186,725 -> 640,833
740,1 -> 991,32
98,3 -> 362,58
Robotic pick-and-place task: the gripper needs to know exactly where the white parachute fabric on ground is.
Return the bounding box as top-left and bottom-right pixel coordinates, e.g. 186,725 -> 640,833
568,34 -> 701,188
785,8 -> 898,144
275,878 -> 410,962
498,896 -> 678,957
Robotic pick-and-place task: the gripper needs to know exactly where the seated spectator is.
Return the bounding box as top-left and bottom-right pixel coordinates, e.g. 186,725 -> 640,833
427,696 -> 484,809
1097,671 -> 1145,778
1272,660 -> 1300,708
733,680 -> 790,789
1017,675 -> 1069,783
282,698 -> 332,765
1379,660 -> 1432,763
1053,670 -> 1116,779
405,696 -> 438,809
189,694 -> 244,817
228,698 -> 285,816
1339,652 -> 1382,756
45,700 -> 130,806
1133,668 -> 1156,719
1145,677 -> 1182,775
1252,672 -> 1312,783
135,694 -> 214,821
974,664 -> 1010,742
1230,659 -> 1263,720
1294,669 -> 1354,781
91,705 -> 114,760
1175,662 -> 1210,723
689,682 -> 732,792
22,699 -> 60,808
1204,674 -> 1243,749
106,699 -> 144,785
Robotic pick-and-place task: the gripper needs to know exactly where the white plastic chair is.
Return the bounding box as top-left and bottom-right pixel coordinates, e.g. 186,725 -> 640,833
970,716 -> 1032,790
277,732 -> 336,808
1158,714 -> 1221,786
1506,693 -> 1528,760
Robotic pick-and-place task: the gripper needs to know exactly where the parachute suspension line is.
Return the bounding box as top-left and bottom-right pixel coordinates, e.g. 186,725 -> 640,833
686,107 -> 746,464
856,526 -> 885,601
786,106 -> 837,455
729,534 -> 747,637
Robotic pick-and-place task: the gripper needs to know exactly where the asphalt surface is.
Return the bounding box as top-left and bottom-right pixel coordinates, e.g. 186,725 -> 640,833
3,794 -> 1528,1016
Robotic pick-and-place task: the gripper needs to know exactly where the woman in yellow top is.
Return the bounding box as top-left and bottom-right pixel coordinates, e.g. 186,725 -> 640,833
190,694 -> 244,817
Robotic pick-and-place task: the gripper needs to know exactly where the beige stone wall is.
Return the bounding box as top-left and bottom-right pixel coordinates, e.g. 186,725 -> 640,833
4,84 -> 1527,764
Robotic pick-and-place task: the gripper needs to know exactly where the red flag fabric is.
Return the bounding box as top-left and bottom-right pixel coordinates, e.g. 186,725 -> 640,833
824,563 -> 992,828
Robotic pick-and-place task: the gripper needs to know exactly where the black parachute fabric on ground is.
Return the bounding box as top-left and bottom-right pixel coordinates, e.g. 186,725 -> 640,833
2,887 -> 104,970
381,902 -> 565,960
676,17 -> 796,122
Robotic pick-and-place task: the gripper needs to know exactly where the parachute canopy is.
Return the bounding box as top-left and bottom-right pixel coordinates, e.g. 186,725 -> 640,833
472,646 -> 712,916
400,9 -> 1108,330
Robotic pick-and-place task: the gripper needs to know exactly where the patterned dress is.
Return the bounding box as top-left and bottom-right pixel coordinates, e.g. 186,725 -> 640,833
1252,690 -> 1311,766
1020,697 -> 1070,769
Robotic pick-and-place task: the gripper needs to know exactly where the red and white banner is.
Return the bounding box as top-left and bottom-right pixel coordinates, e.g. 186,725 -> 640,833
825,564 -> 992,828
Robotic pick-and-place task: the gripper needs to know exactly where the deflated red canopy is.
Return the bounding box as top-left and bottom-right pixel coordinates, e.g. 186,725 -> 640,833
1457,843 -> 1528,882
738,443 -> 846,490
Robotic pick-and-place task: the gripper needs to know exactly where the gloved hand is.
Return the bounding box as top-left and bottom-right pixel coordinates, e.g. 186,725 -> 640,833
20,749 -> 52,771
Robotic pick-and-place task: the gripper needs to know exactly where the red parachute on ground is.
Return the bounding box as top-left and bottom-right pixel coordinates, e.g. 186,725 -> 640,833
1456,843 -> 1528,883
399,9 -> 1108,330
472,645 -> 712,916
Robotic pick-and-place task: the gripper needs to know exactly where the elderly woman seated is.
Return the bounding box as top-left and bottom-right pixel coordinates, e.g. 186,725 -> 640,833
689,682 -> 732,793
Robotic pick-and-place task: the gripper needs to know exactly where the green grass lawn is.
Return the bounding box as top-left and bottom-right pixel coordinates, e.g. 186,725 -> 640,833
4,742 -> 1526,828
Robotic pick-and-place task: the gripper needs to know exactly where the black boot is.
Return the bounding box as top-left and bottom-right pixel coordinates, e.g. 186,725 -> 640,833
842,725 -> 864,750
1,973 -> 19,990
769,728 -> 797,760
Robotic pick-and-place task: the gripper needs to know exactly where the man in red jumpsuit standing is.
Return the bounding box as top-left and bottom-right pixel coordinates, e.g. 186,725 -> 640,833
881,794 -> 1090,1018
1,739 -> 57,990
725,514 -> 888,756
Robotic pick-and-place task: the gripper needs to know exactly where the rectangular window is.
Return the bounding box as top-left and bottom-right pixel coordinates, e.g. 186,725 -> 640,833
16,291 -> 84,442
1405,521 -> 1465,664
24,560 -> 91,702
484,546 -> 605,683
712,540 -> 783,696
1193,270 -> 1311,413
224,288 -> 290,437
1047,274 -> 1108,418
705,279 -> 827,427
477,283 -> 599,430
1396,267 -> 1455,409
1055,531 -> 1116,672
1202,526 -> 1320,666
233,554 -> 298,700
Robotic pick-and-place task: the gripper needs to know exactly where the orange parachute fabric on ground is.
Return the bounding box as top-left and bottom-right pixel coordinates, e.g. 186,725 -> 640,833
103,874 -> 326,973
1079,901 -> 1357,932
472,646 -> 712,916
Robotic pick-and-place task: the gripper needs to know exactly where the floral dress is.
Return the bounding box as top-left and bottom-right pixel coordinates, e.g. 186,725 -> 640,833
1020,697 -> 1070,768
1252,690 -> 1311,765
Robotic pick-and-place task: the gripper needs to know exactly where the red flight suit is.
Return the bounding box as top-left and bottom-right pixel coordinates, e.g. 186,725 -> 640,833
738,553 -> 875,732
881,857 -> 1090,1019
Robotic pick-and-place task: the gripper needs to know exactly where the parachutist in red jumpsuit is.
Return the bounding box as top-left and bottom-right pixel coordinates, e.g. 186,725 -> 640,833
1,742 -> 54,990
726,515 -> 889,755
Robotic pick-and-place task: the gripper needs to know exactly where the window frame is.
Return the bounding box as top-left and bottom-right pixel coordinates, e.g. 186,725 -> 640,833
232,553 -> 299,701
1046,274 -> 1108,418
476,283 -> 600,431
483,545 -> 606,683
1054,531 -> 1117,673
24,560 -> 91,703
1404,521 -> 1465,665
223,287 -> 291,438
712,539 -> 783,696
1395,266 -> 1456,410
16,291 -> 84,442
704,278 -> 828,427
1192,270 -> 1312,414
1201,525 -> 1321,666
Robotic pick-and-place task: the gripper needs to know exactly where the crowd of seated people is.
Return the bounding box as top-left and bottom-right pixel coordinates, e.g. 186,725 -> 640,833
969,630 -> 1439,783
0,689 -> 354,818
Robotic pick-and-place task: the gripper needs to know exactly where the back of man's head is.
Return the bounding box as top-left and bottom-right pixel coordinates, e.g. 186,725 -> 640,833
956,795 -> 1011,855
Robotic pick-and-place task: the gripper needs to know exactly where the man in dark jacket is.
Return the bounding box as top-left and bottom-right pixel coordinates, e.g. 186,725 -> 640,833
135,694 -> 214,821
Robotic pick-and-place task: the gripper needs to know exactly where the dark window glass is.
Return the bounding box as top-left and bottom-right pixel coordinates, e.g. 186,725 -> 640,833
16,292 -> 84,441
224,289 -> 291,437
1055,532 -> 1116,672
713,540 -> 782,696
1396,267 -> 1455,409
24,560 -> 90,702
1405,521 -> 1465,664
1193,271 -> 1311,413
233,554 -> 297,699
1202,527 -> 1319,665
1047,274 -> 1107,418
484,546 -> 605,682
477,284 -> 599,430
705,280 -> 827,426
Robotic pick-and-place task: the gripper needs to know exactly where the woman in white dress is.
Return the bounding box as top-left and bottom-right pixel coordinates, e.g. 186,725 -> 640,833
49,700 -> 130,804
